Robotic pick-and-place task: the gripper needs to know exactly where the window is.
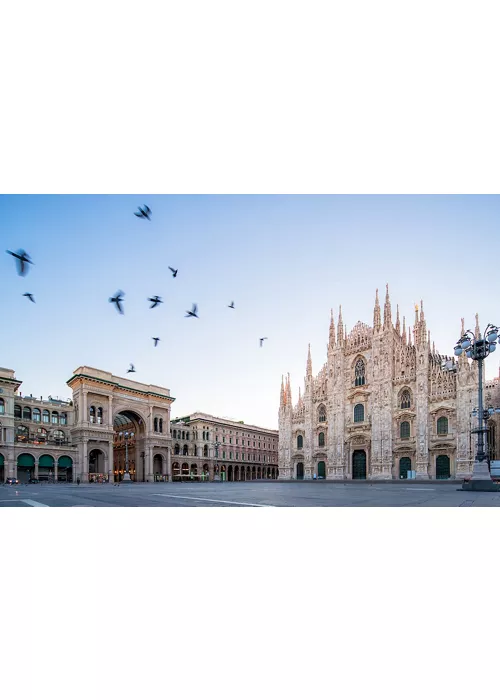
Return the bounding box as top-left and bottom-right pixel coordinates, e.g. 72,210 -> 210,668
223,437 -> 226,443
318,405 -> 326,422
159,418 -> 163,433
203,431 -> 206,440
354,404 -> 364,423
400,421 -> 410,438
15,404 -> 22,419
89,406 -> 95,424
186,432 -> 189,441
204,445 -> 208,457
318,432 -> 325,447
174,444 -> 180,455
23,406 -> 31,420
236,453 -> 239,459
230,452 -> 233,459
154,418 -> 158,432
97,407 -> 103,424
297,435 -> 303,449
51,429 -> 65,444
0,398 -> 4,414
236,438 -> 239,445
223,451 -> 226,459
60,412 -> 67,426
51,411 -> 59,425
16,425 -> 29,442
355,358 -> 366,386
437,416 -> 448,435
182,431 -> 185,440
183,444 -> 188,456
32,408 -> 41,423
229,438 -> 232,444
400,390 -> 411,410
43,409 -> 50,423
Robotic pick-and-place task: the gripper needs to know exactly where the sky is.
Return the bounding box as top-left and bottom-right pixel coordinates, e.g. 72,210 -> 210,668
1,194 -> 500,429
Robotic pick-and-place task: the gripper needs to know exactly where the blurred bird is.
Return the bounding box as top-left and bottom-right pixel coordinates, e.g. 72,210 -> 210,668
109,290 -> 125,314
185,304 -> 198,318
168,267 -> 178,278
23,293 -> 35,303
152,337 -> 160,347
134,205 -> 151,220
148,295 -> 163,308
127,364 -> 136,373
228,301 -> 235,309
6,249 -> 33,276
260,337 -> 268,347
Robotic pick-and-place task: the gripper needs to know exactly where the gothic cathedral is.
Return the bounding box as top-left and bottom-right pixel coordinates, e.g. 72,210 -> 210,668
278,286 -> 479,480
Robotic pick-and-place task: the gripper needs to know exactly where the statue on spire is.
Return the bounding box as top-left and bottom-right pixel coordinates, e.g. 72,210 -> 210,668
373,289 -> 381,332
337,306 -> 344,345
306,344 -> 312,377
395,303 -> 400,335
329,308 -> 336,348
286,372 -> 292,404
383,283 -> 392,330
280,375 -> 285,407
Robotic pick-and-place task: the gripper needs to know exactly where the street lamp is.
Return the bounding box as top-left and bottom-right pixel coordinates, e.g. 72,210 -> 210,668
212,440 -> 221,482
119,431 -> 134,483
454,323 -> 500,491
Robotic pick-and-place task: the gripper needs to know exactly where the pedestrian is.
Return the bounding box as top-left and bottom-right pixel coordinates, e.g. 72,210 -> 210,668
77,477 -> 80,486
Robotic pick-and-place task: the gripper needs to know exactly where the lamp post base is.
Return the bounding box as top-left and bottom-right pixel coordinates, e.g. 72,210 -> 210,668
121,473 -> 133,483
462,459 -> 500,491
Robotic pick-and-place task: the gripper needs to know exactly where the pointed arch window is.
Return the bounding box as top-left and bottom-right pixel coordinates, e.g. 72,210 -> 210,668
355,358 -> 366,386
437,416 -> 448,435
400,390 -> 411,410
318,405 -> 326,422
297,435 -> 303,449
354,404 -> 364,423
400,421 -> 410,438
318,432 -> 325,447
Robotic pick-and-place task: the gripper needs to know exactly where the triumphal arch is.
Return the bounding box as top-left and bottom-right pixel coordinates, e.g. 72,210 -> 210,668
67,366 -> 174,482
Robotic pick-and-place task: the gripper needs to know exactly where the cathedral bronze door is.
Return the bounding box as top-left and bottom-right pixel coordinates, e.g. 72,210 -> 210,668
399,457 -> 411,479
436,455 -> 450,480
296,462 -> 304,480
317,461 -> 326,479
352,450 -> 367,480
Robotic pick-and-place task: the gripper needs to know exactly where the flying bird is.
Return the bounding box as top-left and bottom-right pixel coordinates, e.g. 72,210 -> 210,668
134,205 -> 151,220
152,337 -> 160,347
109,290 -> 125,314
228,301 -> 235,309
148,295 -> 163,308
6,249 -> 33,276
260,337 -> 268,347
23,293 -> 35,303
127,364 -> 136,373
185,303 -> 198,318
168,267 -> 178,278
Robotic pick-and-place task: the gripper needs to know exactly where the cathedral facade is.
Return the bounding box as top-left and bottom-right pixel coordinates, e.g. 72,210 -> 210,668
278,286 -> 481,481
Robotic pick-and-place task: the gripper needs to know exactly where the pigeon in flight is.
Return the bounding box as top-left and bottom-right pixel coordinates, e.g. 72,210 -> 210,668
134,205 -> 151,220
6,249 -> 34,276
152,337 -> 160,347
260,337 -> 268,347
127,364 -> 136,373
228,301 -> 235,309
23,293 -> 35,303
148,295 -> 163,309
168,267 -> 178,278
185,303 -> 198,318
109,290 -> 125,314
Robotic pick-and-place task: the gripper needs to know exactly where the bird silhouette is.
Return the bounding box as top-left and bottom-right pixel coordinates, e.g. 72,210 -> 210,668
228,301 -> 235,309
185,303 -> 198,318
109,290 -> 125,314
168,267 -> 178,278
152,337 -> 160,347
260,337 -> 268,347
23,293 -> 35,303
134,205 -> 151,220
6,249 -> 33,276
127,364 -> 136,373
148,295 -> 163,308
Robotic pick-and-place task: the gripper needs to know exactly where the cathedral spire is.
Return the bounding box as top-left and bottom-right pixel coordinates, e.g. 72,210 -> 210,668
286,372 -> 292,404
373,289 -> 381,332
337,306 -> 344,345
306,344 -> 312,377
383,283 -> 392,330
402,315 -> 406,343
432,340 -> 436,354
408,325 -> 412,346
329,308 -> 336,348
298,386 -> 302,406
280,375 -> 285,407
461,317 -> 465,336
395,304 -> 401,335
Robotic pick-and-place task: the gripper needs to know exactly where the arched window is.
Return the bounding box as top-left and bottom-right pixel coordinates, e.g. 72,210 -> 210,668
354,404 -> 364,423
16,425 -> 29,442
14,404 -> 22,419
60,413 -> 67,426
318,432 -> 325,447
97,407 -> 103,424
89,406 -> 95,424
182,431 -> 185,440
204,444 -> 209,457
297,435 -> 303,449
32,408 -> 41,423
437,416 -> 448,435
0,398 -> 4,414
154,417 -> 158,432
35,428 -> 47,444
183,444 -> 189,456
174,443 -> 180,455
355,358 -> 366,386
193,446 -> 197,457
206,431 -> 210,441
51,411 -> 59,425
23,406 -> 31,420
400,421 -> 410,438
400,390 -> 411,410
173,429 -> 177,439
318,405 -> 326,422
186,432 -> 190,441
51,430 -> 65,444
159,418 -> 163,433
42,409 -> 50,423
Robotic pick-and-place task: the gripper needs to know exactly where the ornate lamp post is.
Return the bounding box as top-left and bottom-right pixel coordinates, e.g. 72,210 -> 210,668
212,440 -> 221,482
454,323 -> 500,491
119,430 -> 134,483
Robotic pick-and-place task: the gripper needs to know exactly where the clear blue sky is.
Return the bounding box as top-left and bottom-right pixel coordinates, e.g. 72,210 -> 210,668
1,195 -> 499,429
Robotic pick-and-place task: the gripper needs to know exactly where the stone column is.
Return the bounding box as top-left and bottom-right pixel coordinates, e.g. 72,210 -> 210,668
54,462 -> 58,483
82,440 -> 89,482
108,395 -> 113,428
166,448 -> 171,481
82,390 -> 88,425
34,457 -> 39,480
108,440 -> 114,482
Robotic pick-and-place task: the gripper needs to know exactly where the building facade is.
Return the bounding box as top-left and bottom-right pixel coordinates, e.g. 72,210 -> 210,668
170,412 -> 279,481
278,287 -> 482,481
